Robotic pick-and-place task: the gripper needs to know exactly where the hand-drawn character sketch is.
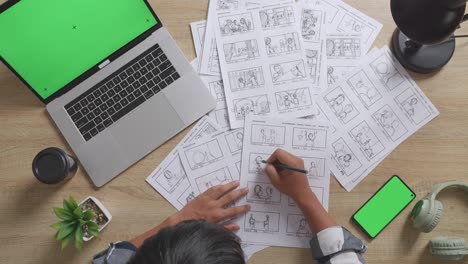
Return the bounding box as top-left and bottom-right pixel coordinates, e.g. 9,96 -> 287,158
327,66 -> 354,86
396,89 -> 431,125
332,138 -> 362,176
306,50 -> 318,83
325,87 -> 359,124
326,38 -> 361,59
228,67 -> 265,91
348,71 -> 382,108
195,167 -> 233,193
248,153 -> 270,173
372,105 -> 408,142
264,33 -> 301,57
371,54 -> 406,91
155,155 -> 187,193
275,88 -> 312,111
287,214 -> 312,237
223,39 -> 260,64
217,0 -> 239,10
247,182 -> 281,204
251,125 -> 286,146
177,186 -> 196,208
219,13 -> 254,36
209,80 -> 226,101
301,9 -> 322,42
185,140 -> 224,170
225,130 -> 244,153
293,128 -> 327,149
350,121 -> 385,160
233,95 -> 270,120
245,211 -> 280,233
337,14 -> 374,43
259,6 -> 295,29
270,60 -> 306,84
301,157 -> 326,178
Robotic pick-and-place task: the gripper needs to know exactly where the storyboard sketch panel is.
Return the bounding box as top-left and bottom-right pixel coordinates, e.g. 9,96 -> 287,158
146,117 -> 222,210
178,129 -> 245,195
214,0 -> 317,129
316,47 -> 439,190
190,20 -> 207,72
235,115 -> 331,248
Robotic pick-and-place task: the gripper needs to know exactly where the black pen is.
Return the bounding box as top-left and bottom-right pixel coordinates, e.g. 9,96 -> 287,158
261,160 -> 308,174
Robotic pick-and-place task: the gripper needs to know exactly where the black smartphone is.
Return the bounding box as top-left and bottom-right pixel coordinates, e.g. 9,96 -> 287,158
352,175 -> 416,238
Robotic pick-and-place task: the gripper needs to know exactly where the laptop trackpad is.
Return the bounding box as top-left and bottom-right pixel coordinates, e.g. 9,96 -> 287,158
111,94 -> 184,161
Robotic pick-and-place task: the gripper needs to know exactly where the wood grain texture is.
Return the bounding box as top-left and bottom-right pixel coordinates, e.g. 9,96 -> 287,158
0,1 -> 467,263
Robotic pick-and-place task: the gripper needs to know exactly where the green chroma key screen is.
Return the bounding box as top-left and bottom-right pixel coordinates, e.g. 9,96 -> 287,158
0,0 -> 158,100
353,176 -> 415,238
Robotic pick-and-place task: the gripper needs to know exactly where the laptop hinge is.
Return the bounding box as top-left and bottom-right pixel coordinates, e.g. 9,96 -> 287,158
98,59 -> 111,69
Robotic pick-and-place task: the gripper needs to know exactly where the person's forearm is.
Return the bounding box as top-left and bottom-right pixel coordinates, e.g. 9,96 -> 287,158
129,215 -> 180,248
296,191 -> 337,235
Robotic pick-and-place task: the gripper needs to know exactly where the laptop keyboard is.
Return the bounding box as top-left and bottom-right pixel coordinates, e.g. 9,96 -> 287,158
65,44 -> 181,142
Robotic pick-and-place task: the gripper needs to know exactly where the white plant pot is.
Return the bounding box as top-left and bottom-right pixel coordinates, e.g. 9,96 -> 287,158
79,196 -> 112,242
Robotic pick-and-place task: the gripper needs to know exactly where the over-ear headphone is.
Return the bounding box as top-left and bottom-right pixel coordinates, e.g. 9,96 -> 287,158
410,181 -> 468,261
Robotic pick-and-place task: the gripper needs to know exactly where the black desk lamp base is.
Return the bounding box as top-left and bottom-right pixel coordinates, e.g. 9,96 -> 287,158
391,29 -> 456,74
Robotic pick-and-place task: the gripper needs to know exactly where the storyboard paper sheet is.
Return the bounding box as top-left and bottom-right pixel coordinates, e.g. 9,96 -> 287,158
214,0 -> 317,129
316,47 -> 439,191
146,117 -> 222,210
235,115 -> 331,248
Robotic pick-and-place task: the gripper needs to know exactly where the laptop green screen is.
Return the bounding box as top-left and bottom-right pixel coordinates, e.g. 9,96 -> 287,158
0,0 -> 158,100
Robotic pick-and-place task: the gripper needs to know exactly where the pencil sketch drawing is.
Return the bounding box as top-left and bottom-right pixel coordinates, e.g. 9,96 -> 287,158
293,128 -> 327,149
301,157 -> 326,178
396,89 -> 431,125
306,49 -> 319,83
348,70 -> 382,108
350,121 -> 385,160
247,182 -> 281,204
223,39 -> 260,64
337,14 -> 374,43
326,38 -> 361,59
270,60 -> 307,84
219,13 -> 254,36
327,66 -> 353,86
325,87 -> 359,124
370,54 -> 406,91
209,80 -> 226,102
217,0 -> 239,10
177,186 -> 196,208
195,167 -> 233,193
225,130 -> 244,153
228,67 -> 265,91
156,155 -> 187,193
301,9 -> 322,43
214,108 -> 230,128
207,39 -> 221,73
372,105 -> 408,142
185,140 -> 224,170
251,124 -> 286,146
248,153 -> 270,173
245,211 -> 280,233
191,123 -> 219,142
233,95 -> 270,120
287,214 -> 313,237
332,138 -> 362,176
275,87 -> 312,111
265,32 -> 301,57
259,6 -> 295,29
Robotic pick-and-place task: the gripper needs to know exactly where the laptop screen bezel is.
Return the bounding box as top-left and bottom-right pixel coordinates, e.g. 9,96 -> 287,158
0,0 -> 163,104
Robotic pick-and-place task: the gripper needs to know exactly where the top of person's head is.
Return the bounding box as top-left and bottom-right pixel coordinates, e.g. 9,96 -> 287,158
128,220 -> 245,264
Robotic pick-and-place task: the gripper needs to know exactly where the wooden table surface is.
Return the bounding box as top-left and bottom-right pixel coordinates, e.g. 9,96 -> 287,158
1,1 -> 467,263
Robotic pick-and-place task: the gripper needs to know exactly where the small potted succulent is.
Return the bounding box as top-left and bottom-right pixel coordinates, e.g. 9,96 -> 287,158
51,196 -> 112,250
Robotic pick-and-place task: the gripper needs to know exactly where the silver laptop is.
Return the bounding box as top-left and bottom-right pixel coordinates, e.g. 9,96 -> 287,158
0,0 -> 215,187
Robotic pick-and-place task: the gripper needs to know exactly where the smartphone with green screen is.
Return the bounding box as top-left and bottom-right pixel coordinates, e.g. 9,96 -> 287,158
352,175 -> 415,238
